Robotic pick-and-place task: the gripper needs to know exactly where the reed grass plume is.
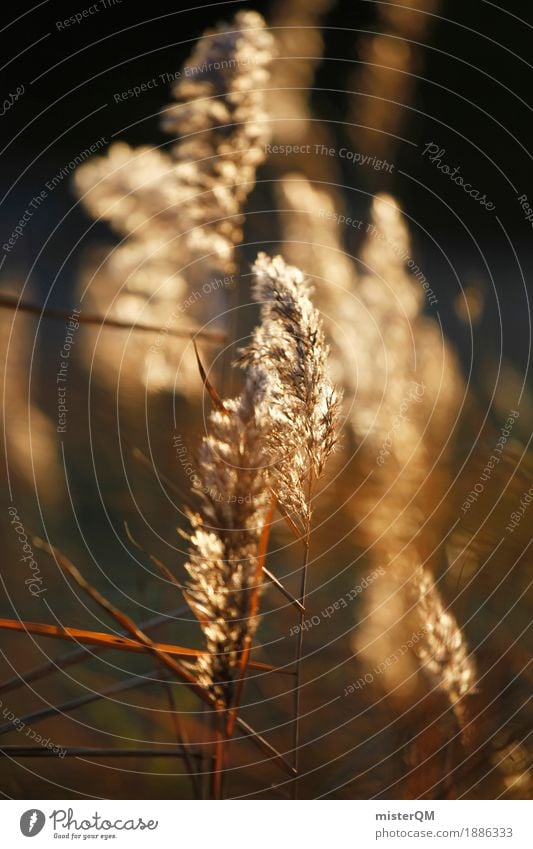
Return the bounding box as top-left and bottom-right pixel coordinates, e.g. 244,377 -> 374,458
275,174 -> 357,385
74,11 -> 274,394
240,252 -> 342,528
344,195 -> 473,730
182,370 -> 271,707
274,176 -> 475,764
413,566 -> 476,725
445,442 -> 533,789
184,252 -> 340,705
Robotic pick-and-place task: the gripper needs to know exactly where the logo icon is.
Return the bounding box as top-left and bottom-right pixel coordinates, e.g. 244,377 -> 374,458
20,810 -> 46,837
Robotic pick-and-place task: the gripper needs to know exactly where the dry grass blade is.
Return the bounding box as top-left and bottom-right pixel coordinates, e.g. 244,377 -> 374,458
0,618 -> 208,660
163,678 -> 202,798
129,445 -> 188,501
0,747 -> 204,759
0,608 -> 294,776
0,671 -> 167,737
32,541 -> 297,781
193,338 -> 227,414
0,293 -> 224,343
271,490 -> 307,542
31,540 -> 220,702
235,716 -> 297,777
124,521 -> 185,590
0,605 -> 187,696
0,618 -> 277,673
263,567 -> 305,613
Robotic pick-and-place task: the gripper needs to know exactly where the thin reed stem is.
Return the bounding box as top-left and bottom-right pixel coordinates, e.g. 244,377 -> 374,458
163,680 -> 201,799
292,475 -> 314,799
0,293 -> 223,342
211,707 -> 225,800
292,531 -> 311,799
